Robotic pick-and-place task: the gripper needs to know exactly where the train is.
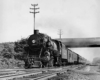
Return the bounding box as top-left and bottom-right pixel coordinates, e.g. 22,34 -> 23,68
24,30 -> 87,68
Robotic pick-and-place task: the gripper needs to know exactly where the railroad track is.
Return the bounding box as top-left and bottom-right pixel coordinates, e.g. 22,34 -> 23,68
0,70 -> 44,80
0,69 -> 64,80
0,64 -> 87,80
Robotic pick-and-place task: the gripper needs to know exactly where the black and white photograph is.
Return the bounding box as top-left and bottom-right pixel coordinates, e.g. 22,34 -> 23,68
0,0 -> 100,80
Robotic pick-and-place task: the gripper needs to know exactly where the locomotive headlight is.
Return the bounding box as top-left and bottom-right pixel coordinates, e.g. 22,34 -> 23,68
32,40 -> 36,43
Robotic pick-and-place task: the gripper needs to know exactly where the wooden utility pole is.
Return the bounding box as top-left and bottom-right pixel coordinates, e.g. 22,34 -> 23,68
58,29 -> 63,40
30,4 -> 39,34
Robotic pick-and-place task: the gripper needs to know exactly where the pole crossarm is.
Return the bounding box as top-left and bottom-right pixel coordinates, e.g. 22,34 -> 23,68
31,4 -> 38,6
30,11 -> 39,14
30,8 -> 40,10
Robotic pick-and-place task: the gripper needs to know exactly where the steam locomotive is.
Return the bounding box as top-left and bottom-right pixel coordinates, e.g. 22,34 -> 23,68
24,30 -> 87,68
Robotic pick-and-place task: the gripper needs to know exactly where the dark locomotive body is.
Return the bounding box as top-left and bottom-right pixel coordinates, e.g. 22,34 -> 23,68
24,30 -> 86,68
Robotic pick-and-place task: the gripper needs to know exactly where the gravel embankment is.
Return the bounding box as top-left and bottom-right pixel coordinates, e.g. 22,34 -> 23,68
49,70 -> 99,80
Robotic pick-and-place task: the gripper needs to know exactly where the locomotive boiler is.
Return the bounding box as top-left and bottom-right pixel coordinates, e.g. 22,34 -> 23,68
24,30 -> 62,68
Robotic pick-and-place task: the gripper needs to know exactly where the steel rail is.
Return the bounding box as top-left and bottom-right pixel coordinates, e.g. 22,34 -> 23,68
25,69 -> 66,80
31,72 -> 58,80
0,71 -> 43,80
0,68 -> 43,75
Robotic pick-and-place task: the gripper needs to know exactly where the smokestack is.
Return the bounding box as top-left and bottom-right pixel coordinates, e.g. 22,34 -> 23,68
34,29 -> 39,34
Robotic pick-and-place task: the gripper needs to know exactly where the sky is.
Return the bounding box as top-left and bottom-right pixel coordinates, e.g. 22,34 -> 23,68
0,0 -> 100,62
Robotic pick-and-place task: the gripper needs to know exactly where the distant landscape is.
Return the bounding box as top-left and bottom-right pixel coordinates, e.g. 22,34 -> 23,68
90,57 -> 100,72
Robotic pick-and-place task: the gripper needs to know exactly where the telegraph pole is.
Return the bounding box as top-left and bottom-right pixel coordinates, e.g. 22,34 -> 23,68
58,29 -> 63,40
30,4 -> 39,34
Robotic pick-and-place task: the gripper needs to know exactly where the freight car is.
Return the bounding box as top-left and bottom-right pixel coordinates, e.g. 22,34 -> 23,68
78,55 -> 88,64
24,30 -> 86,68
67,49 -> 79,64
